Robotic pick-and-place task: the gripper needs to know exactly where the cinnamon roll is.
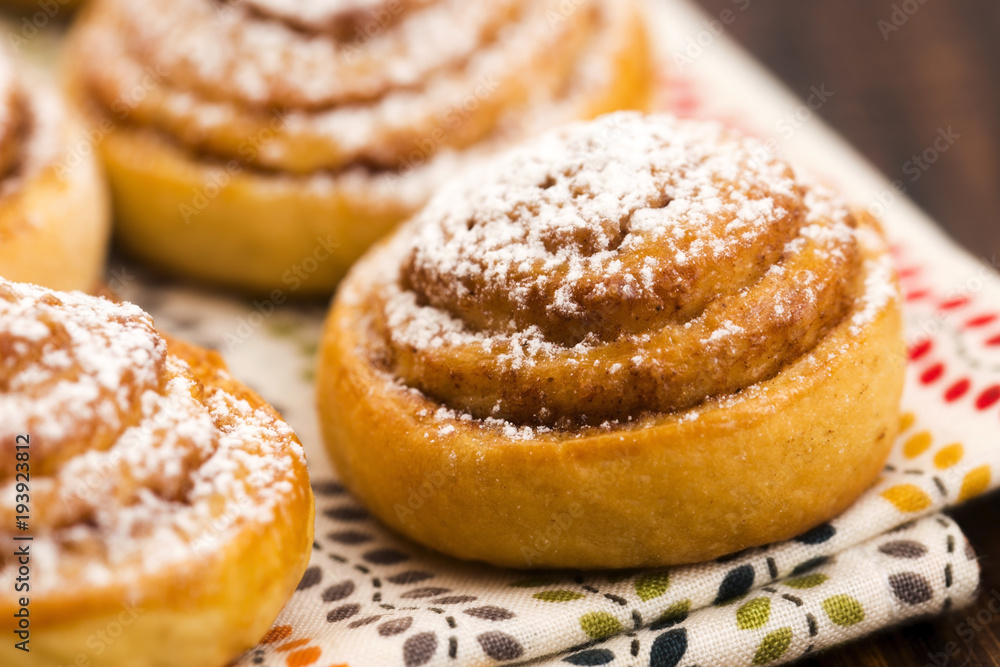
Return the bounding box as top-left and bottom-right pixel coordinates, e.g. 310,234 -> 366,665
0,279 -> 314,666
0,50 -> 109,292
316,113 -> 905,569
63,0 -> 653,295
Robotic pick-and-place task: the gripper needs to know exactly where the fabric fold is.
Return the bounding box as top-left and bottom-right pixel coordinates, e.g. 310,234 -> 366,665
236,488 -> 980,667
536,515 -> 979,665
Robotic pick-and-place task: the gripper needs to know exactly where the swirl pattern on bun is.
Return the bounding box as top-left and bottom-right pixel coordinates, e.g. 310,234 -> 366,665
318,113 -> 905,568
65,0 -> 653,294
391,115 -> 867,426
0,279 -> 314,667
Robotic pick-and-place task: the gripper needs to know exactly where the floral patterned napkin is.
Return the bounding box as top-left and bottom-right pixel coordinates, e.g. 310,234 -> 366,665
108,0 -> 1000,665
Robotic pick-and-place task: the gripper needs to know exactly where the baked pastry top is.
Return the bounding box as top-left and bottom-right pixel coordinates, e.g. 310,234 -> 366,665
63,0 -> 652,294
72,0 -> 636,174
318,112 -> 905,568
0,279 -> 314,667
373,112 -> 892,427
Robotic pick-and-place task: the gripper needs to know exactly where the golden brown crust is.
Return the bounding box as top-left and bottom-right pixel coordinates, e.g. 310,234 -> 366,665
0,280 -> 314,667
316,113 -> 906,568
62,0 -> 653,295
0,52 -> 109,293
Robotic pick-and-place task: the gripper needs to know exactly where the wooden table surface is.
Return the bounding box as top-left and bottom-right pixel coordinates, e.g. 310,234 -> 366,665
691,1 -> 1000,665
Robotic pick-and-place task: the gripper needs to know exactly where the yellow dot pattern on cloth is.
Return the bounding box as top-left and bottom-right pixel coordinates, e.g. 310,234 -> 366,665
881,485 -> 933,512
934,443 -> 964,470
959,465 -> 991,502
899,412 -> 916,433
903,431 -> 933,459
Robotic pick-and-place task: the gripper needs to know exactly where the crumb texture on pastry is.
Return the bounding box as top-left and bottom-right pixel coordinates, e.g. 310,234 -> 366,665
0,280 -> 314,667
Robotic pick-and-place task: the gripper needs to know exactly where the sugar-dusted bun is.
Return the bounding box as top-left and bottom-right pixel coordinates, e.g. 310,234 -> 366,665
0,51 -> 109,292
317,112 -> 905,569
0,280 -> 314,667
63,0 -> 652,295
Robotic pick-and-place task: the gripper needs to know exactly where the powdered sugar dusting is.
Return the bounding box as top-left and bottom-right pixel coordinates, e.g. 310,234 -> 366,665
0,279 -> 306,595
74,0 -> 622,174
705,320 -> 744,342
0,280 -> 164,452
343,113 -> 900,431
850,226 -> 899,335
404,113 -> 801,345
0,50 -> 67,202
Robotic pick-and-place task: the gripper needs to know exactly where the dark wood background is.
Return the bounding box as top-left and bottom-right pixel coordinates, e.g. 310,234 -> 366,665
690,1 -> 1000,664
